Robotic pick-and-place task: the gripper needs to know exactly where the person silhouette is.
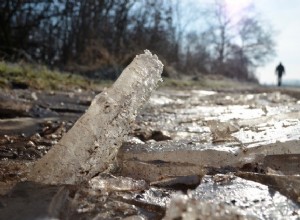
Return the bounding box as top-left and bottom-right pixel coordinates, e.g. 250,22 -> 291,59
275,62 -> 285,86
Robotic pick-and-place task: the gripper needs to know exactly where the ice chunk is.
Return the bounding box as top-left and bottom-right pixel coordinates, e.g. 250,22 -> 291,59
163,194 -> 257,220
150,175 -> 201,189
263,154 -> 300,175
237,172 -> 300,203
89,175 -> 148,192
0,182 -> 69,220
191,175 -> 300,219
119,142 -> 205,182
207,120 -> 240,143
28,50 -> 163,184
119,139 -> 300,182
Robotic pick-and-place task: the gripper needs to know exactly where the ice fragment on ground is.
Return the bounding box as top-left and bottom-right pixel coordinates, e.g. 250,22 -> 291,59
0,182 -> 69,220
262,154 -> 300,175
163,194 -> 257,220
191,175 -> 300,219
28,50 -> 163,184
89,175 -> 148,192
237,172 -> 300,203
232,118 -> 300,146
150,175 -> 201,189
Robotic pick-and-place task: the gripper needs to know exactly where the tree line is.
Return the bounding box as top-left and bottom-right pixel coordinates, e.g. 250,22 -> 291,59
0,0 -> 275,81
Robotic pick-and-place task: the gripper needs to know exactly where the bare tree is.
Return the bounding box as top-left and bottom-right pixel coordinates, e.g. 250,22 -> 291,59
0,0 -> 58,61
0,0 -> 276,82
238,16 -> 275,67
199,0 -> 275,80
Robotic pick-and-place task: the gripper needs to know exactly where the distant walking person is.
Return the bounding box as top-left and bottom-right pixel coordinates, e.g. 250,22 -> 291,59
275,62 -> 285,86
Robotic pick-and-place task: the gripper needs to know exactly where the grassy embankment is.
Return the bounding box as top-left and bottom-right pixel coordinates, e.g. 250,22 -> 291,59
162,77 -> 244,90
0,61 -> 112,91
0,61 -> 254,91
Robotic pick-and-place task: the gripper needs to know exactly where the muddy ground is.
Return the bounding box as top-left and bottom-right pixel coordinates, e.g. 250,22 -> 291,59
0,85 -> 300,219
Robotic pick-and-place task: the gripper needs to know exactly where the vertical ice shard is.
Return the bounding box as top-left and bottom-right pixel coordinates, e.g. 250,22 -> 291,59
28,50 -> 163,184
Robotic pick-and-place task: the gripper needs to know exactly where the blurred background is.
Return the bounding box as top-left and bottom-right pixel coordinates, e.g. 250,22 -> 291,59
1,0 -> 296,87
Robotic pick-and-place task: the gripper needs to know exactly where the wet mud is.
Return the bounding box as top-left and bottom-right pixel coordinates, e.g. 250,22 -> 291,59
1,87 -> 300,219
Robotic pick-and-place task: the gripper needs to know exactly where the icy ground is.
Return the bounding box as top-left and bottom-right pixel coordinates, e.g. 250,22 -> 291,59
1,87 -> 300,219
